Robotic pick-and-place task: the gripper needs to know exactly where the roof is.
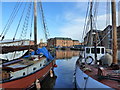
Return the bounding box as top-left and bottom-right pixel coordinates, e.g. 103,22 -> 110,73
85,46 -> 105,48
54,37 -> 72,40
73,40 -> 79,41
103,25 -> 112,31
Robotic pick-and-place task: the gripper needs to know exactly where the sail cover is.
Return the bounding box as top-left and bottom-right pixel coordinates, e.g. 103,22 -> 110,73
24,47 -> 54,60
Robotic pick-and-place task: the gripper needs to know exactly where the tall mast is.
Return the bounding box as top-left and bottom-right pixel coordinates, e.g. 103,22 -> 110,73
34,0 -> 37,49
111,0 -> 118,64
87,0 -> 93,46
90,0 -> 93,46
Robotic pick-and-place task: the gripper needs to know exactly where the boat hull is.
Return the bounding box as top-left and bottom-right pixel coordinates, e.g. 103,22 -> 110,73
0,60 -> 54,88
75,60 -> 111,89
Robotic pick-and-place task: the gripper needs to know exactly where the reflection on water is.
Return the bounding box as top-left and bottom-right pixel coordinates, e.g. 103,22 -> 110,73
55,50 -> 80,59
41,73 -> 57,88
41,50 -> 80,88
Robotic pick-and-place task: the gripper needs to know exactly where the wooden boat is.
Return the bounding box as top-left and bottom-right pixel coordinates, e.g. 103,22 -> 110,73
1,56 -> 55,88
0,0 -> 56,89
74,0 -> 120,89
75,46 -> 120,89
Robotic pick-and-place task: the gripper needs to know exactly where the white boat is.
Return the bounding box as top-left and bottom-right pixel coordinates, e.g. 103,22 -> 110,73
75,46 -> 120,89
74,0 -> 120,89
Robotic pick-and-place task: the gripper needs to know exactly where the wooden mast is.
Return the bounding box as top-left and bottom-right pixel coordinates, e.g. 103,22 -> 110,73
90,0 -> 93,46
111,0 -> 118,64
90,0 -> 97,63
34,0 -> 37,49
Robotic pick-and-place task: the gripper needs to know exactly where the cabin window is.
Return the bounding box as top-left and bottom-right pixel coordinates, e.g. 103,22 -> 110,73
23,72 -> 25,75
33,67 -> 36,71
101,48 -> 104,54
91,48 -> 95,53
97,48 -> 100,54
86,48 -> 90,53
91,48 -> 101,54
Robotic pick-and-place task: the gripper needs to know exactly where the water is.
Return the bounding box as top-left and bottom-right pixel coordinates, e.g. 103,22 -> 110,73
41,50 -> 79,88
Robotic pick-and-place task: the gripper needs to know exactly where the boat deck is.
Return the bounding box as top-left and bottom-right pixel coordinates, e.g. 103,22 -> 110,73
0,56 -> 46,81
77,60 -> 120,89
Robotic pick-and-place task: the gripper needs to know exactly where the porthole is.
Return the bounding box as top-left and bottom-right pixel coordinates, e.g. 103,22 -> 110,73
33,67 -> 36,70
23,72 -> 25,75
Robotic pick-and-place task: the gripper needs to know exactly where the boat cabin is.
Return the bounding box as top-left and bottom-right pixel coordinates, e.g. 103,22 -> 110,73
84,46 -> 105,64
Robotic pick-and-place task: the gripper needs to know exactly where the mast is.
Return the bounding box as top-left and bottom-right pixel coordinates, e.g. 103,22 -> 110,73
111,0 -> 118,64
34,0 -> 37,49
90,0 -> 93,46
89,0 -> 97,63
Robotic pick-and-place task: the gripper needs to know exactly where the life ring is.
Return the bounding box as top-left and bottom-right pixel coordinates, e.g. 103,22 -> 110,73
85,56 -> 94,65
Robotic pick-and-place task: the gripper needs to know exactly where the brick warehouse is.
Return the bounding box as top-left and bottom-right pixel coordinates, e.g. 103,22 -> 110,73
47,37 -> 81,48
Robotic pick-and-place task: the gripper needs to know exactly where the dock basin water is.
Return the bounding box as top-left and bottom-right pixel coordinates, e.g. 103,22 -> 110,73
41,50 -> 80,88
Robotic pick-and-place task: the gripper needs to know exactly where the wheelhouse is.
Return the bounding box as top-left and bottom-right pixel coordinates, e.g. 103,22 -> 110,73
84,46 -> 105,61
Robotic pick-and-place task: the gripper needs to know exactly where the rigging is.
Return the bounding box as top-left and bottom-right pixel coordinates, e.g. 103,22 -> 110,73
1,2 -> 23,41
0,1 -> 21,38
13,2 -> 27,41
19,2 -> 32,41
38,1 -> 50,41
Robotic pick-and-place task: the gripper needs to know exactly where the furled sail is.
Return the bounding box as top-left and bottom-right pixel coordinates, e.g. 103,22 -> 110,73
0,40 -> 31,61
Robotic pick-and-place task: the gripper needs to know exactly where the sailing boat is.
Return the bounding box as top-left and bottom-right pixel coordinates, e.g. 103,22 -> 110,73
0,0 -> 56,89
74,0 -> 120,89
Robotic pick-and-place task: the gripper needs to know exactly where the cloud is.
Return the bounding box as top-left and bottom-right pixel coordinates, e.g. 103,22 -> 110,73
116,12 -> 119,26
97,11 -> 119,29
58,11 -> 119,42
58,12 -> 85,42
59,24 -> 84,41
52,2 -> 119,42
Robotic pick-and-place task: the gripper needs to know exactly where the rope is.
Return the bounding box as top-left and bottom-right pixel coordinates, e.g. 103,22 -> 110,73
13,2 -> 32,59
1,2 -> 23,41
13,2 -> 27,41
82,1 -> 90,41
85,19 -> 91,45
28,3 -> 34,54
97,27 -> 112,45
97,1 -> 111,46
29,4 -> 34,42
106,1 -> 110,27
38,2 -> 50,41
0,1 -> 21,37
19,2 -> 32,41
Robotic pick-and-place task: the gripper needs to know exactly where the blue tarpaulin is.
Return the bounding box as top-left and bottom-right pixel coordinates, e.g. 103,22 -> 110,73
24,47 -> 54,60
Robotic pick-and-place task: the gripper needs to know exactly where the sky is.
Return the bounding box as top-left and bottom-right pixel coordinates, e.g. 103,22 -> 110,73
0,0 -> 120,43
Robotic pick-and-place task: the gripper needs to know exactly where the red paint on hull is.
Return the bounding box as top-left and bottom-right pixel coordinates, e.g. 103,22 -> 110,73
0,61 -> 54,88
